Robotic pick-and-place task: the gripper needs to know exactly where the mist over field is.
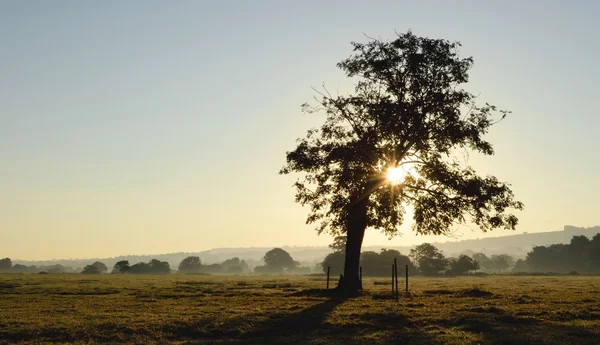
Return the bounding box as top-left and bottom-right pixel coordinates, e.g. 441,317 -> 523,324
2,1 -> 599,344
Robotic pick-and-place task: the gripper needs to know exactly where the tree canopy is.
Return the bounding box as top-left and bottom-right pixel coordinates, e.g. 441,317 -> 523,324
409,243 -> 447,276
82,261 -> 108,274
113,260 -> 130,274
178,256 -> 202,273
281,30 -> 522,239
0,258 -> 12,272
255,248 -> 300,274
447,254 -> 480,275
280,31 -> 523,293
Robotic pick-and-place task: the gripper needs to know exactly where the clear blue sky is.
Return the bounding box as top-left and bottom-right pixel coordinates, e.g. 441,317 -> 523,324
1,1 -> 598,260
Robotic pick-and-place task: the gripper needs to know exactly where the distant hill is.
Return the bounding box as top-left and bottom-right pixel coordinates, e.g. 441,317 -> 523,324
12,225 -> 599,269
432,225 -> 600,258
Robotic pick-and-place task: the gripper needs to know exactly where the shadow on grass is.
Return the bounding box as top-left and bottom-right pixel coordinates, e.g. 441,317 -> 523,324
448,307 -> 600,345
169,295 -> 346,343
175,292 -> 441,345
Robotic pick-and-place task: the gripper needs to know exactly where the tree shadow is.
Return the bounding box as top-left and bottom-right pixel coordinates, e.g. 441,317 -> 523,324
175,295 -> 442,345
448,308 -> 600,345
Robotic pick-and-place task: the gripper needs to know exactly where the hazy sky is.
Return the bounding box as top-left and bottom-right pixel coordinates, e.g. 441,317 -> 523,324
1,1 -> 599,260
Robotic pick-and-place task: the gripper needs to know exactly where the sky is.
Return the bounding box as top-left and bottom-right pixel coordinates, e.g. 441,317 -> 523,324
1,1 -> 599,260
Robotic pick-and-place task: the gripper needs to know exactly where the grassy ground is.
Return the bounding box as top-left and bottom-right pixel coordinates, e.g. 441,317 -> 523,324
1,274 -> 599,344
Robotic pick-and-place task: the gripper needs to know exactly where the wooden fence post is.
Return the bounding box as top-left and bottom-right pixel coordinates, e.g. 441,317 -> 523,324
359,266 -> 362,287
394,258 -> 399,298
405,264 -> 409,292
392,264 -> 395,296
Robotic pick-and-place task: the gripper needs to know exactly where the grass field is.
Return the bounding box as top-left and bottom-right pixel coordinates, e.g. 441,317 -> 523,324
1,274 -> 599,344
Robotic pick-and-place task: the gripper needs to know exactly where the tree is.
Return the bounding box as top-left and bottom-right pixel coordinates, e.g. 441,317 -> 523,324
112,260 -> 130,274
568,235 -> 590,271
589,234 -> 600,272
263,248 -> 299,272
472,253 -> 491,271
82,261 -> 108,274
512,259 -> 529,272
448,254 -> 480,275
178,256 -> 202,273
222,257 -> 243,274
148,259 -> 171,274
321,251 -> 345,276
129,262 -> 149,274
128,260 -> 171,274
329,235 -> 347,252
280,31 -> 523,294
240,259 -> 249,273
359,251 -> 381,275
379,248 -> 416,275
359,249 -> 416,276
410,243 -> 447,276
11,264 -> 30,273
490,254 -> 513,272
0,258 -> 12,272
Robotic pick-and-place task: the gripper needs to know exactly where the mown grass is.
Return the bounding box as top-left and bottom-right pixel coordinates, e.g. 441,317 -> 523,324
1,274 -> 599,344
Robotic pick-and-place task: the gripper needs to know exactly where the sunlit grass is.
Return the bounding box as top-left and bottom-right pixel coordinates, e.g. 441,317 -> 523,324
1,274 -> 599,344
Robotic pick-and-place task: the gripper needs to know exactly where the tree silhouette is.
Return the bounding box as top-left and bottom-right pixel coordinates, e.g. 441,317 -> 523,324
410,243 -> 447,276
329,235 -> 347,252
82,261 -> 108,274
178,256 -> 202,273
490,254 -> 514,272
148,259 -> 171,274
359,249 -> 416,276
261,248 -> 299,273
11,264 -> 29,273
281,31 -> 523,294
472,253 -> 490,270
321,251 -> 345,276
448,254 -> 480,275
129,262 -> 149,274
0,258 -> 11,272
112,260 -> 130,274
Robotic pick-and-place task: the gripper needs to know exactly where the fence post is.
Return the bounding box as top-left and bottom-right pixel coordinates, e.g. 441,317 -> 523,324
326,266 -> 330,289
392,264 -> 395,296
394,258 -> 399,298
405,264 -> 409,292
359,266 -> 362,287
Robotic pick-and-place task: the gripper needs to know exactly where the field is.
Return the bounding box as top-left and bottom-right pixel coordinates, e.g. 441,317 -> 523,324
1,274 -> 600,344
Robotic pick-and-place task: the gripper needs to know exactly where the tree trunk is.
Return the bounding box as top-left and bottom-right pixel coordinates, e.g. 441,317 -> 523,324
337,188 -> 370,296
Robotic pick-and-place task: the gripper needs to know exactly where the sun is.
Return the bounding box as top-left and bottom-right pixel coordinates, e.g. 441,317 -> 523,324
387,167 -> 406,184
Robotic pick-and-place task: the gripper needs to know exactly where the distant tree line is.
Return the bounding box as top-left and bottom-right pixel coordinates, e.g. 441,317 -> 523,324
513,234 -> 600,274
109,259 -> 172,274
177,256 -> 250,274
0,258 -> 81,274
321,243 -> 510,276
0,248 -> 312,276
177,248 -> 311,275
254,248 -> 311,274
4,233 -> 599,276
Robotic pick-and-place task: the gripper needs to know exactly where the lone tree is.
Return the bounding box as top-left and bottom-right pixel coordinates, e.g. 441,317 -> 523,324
112,260 -> 130,274
448,254 -> 480,275
263,248 -> 299,273
82,261 -> 108,274
410,243 -> 447,276
178,256 -> 202,273
0,258 -> 12,272
281,31 -> 523,295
